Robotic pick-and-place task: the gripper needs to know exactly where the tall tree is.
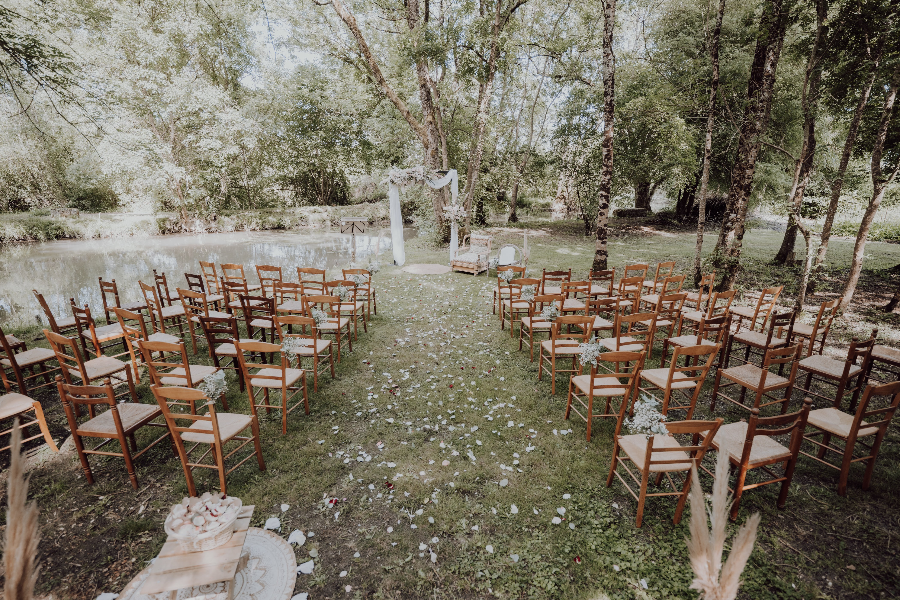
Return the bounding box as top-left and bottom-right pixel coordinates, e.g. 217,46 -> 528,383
591,0 -> 616,272
714,0 -> 790,290
772,0 -> 827,265
839,66 -> 900,307
692,0 -> 726,286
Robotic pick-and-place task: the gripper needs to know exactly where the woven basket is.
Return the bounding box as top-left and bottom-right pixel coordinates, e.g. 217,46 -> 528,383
164,498 -> 243,552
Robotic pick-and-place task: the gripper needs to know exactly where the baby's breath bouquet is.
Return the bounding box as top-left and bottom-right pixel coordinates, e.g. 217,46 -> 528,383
349,274 -> 368,286
578,338 -> 603,367
626,395 -> 668,437
310,308 -> 329,327
281,337 -> 307,359
540,303 -> 560,322
198,370 -> 227,399
520,285 -> 536,302
334,285 -> 351,302
499,269 -> 516,283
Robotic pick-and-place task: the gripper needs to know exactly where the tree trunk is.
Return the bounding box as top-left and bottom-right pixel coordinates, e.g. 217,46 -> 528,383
839,68 -> 900,308
551,169 -> 573,220
809,44 -> 885,291
633,180 -> 652,210
591,0 -> 616,272
773,0 -> 826,266
714,0 -> 788,290
692,0 -> 725,287
508,181 -> 520,222
884,281 -> 900,313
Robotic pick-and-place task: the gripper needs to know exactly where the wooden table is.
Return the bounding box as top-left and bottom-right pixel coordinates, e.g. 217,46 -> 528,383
139,505 -> 255,599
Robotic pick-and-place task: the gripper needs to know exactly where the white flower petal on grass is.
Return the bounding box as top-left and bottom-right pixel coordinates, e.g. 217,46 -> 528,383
471,525 -> 479,531
264,517 -> 281,531
288,530 -> 307,546
510,504 -> 518,514
510,554 -> 519,563
612,502 -> 619,509
419,543 -> 428,550
569,522 -> 575,530
551,517 -> 562,525
281,504 -> 290,512
428,517 -> 435,524
640,579 -> 648,589
499,479 -> 508,487
562,494 -> 571,500
486,545 -> 494,553
387,526 -> 394,533
339,571 -> 348,577
308,548 -> 318,558
431,537 -> 439,543
298,560 -> 315,574
345,585 -> 352,593
291,594 -> 309,600
557,507 -> 566,516
430,552 -> 438,563
612,565 -> 620,572
533,508 -> 539,515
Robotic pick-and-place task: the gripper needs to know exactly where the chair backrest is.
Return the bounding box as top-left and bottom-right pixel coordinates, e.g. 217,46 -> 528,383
612,311 -> 658,353
114,307 -> 151,375
667,343 -> 721,390
618,275 -> 644,297
342,269 -> 372,288
741,398 -> 813,466
71,302 -> 100,354
650,261 -> 676,284
645,419 -> 722,470
44,329 -> 88,384
706,289 -> 736,319
184,273 -> 207,295
849,381 -> 900,442
297,268 -> 326,294
139,280 -> 165,333
588,350 -> 645,420
696,313 -> 731,345
549,315 -> 593,344
56,378 -> 119,429
274,281 -> 306,305
497,245 -> 518,266
239,295 -> 275,328
256,265 -> 283,297
153,270 -> 175,306
221,263 -> 250,285
325,280 -> 360,302
840,329 -> 878,384
274,314 -> 319,342
747,286 -> 783,330
806,298 -> 841,356
760,310 -> 796,348
178,288 -> 210,321
138,339 -> 193,387
233,339 -> 291,387
199,261 -> 220,294
530,294 -> 564,317
658,274 -> 686,295
220,277 -> 249,304
150,385 -> 222,444
758,343 -> 803,388
589,270 -> 615,297
197,316 -> 241,362
99,278 -> 122,324
33,290 -> 62,332
655,292 -> 687,321
0,324 -> 24,392
561,281 -> 590,299
304,295 -> 340,316
623,263 -> 648,280
589,296 -> 632,319
471,235 -> 492,254
541,269 -> 571,291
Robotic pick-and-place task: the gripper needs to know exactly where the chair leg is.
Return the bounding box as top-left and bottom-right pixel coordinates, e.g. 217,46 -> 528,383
251,417 -> 266,471
565,384 -> 574,420
710,370 -> 722,412
636,468 -> 650,528
586,395 -> 593,442
606,442 -> 619,487
72,434 -> 95,484
213,444 -> 228,496
120,436 -> 139,490
730,465 -> 748,521
837,438 -> 856,496
31,404 -> 58,452
674,469 -> 694,525
302,373 -> 309,415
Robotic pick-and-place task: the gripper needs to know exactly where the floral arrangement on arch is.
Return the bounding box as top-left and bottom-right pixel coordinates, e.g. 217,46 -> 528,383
626,395 -> 668,437
387,166 -> 438,188
442,204 -> 468,224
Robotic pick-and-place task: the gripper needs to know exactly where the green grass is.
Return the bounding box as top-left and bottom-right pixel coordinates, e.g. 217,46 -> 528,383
8,218 -> 900,599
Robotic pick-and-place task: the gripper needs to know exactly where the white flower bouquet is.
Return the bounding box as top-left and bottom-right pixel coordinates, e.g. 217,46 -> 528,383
334,285 -> 351,302
197,370 -> 227,399
310,308 -> 329,327
281,336 -> 308,358
540,303 -> 560,322
578,338 -> 603,367
520,285 -> 537,302
349,274 -> 368,286
442,204 -> 468,224
499,269 -> 517,283
368,261 -> 381,274
626,395 -> 668,437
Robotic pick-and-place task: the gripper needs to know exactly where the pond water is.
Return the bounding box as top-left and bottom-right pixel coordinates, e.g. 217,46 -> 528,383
0,227 -> 412,329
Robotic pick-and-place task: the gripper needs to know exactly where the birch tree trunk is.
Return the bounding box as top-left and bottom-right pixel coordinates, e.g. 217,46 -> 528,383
692,0 -> 725,286
773,0 -> 826,266
714,0 -> 788,290
591,0 -> 616,272
839,68 -> 900,308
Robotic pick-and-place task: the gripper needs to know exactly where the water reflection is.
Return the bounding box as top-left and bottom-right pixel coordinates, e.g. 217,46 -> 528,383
0,228 -> 412,328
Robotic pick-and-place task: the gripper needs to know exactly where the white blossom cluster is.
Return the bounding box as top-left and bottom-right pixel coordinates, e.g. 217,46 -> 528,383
499,269 -> 517,282
197,370 -> 227,399
349,274 -> 368,286
520,285 -> 536,302
368,261 -> 381,274
281,336 -> 307,358
540,304 -> 560,322
334,285 -> 351,302
442,204 -> 468,223
577,339 -> 603,367
310,308 -> 329,326
626,395 -> 668,437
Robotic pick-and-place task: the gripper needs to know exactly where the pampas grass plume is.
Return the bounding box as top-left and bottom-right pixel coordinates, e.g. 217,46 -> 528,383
686,451 -> 759,600
3,423 -> 40,600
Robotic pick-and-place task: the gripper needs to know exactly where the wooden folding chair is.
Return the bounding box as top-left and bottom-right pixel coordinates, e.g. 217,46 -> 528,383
651,292 -> 687,344
178,288 -> 232,354
33,289 -> 78,335
607,419 -> 722,527
151,385 -> 265,497
343,268 -> 377,317
234,339 -> 308,435
506,278 -> 541,337
641,261 -> 676,293
256,265 -> 283,297
0,324 -> 59,395
730,286 -> 782,332
297,268 -> 326,295
0,388 -> 57,454
617,275 -> 645,311
184,272 -> 225,310
197,315 -> 252,392
498,278 -> 528,332
325,280 -> 367,337
45,329 -> 136,402
800,381 -> 900,496
71,302 -> 128,359
639,274 -> 685,312
274,281 -> 307,316
113,307 -> 181,381
304,295 -> 352,360
710,343 -> 802,415
221,263 -> 261,293
621,264 -> 649,294
538,315 -> 593,392
683,271 -> 716,314
140,280 -> 186,338
600,312 -> 658,354
704,398 -> 812,519
138,339 -> 224,412
679,289 -> 735,335
519,294 -> 564,361
560,281 -> 589,314
493,266 -> 526,315
239,294 -> 276,343
540,269 -> 572,295
274,314 -> 335,392
199,261 -> 222,297
99,278 -> 146,324
725,310 -> 795,369
588,269 -> 616,298
57,377 -> 170,489
663,313 -> 730,367
565,350 -> 644,441
789,298 -> 839,357
638,343 -> 721,419
795,329 -> 876,412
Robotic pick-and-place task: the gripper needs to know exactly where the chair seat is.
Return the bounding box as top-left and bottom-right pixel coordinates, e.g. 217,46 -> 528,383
161,305 -> 185,318
81,356 -> 129,379
720,363 -> 788,390
872,344 -> 900,365
286,339 -> 331,354
732,330 -> 785,349
807,407 -> 878,438
1,347 -> 56,368
4,334 -> 24,347
680,310 -> 704,323
148,332 -> 181,344
562,299 -> 586,311
711,421 -> 792,465
684,292 -> 701,303
618,434 -> 693,472
318,318 -> 350,330
276,300 -> 306,313
249,318 -> 274,329
78,403 -> 161,436
666,335 -> 717,348
56,316 -> 77,329
189,310 -> 231,323
540,340 -> 582,354
215,339 -> 258,357
640,368 -> 698,390
181,412 -> 253,444
588,284 -> 612,296
589,316 -> 614,330
730,306 -> 757,319
83,323 -> 126,342
791,323 -> 814,337
500,300 -> 530,309
799,355 -> 862,379
599,337 -> 645,352
453,252 -> 487,265
0,393 -> 35,420
205,294 -> 225,304
570,374 -> 627,397
542,286 -> 563,295
642,280 -> 663,290
250,368 -> 305,388
521,317 -> 552,330
160,365 -> 219,386
336,302 -> 365,311
641,294 -> 660,306
121,301 -> 147,312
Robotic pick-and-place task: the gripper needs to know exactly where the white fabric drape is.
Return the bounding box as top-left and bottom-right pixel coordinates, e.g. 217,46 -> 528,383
424,169 -> 459,262
388,168 -> 458,266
